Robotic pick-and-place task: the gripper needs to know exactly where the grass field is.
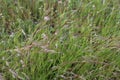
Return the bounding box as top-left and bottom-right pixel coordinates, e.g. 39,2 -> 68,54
0,0 -> 120,80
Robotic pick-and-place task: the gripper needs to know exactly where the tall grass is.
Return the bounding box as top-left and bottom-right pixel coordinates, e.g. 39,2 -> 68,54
0,0 -> 120,80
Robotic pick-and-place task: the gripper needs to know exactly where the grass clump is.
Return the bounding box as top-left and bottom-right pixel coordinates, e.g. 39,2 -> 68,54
0,0 -> 120,80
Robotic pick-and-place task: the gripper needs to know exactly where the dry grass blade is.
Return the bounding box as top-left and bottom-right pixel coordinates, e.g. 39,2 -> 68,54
5,41 -> 57,53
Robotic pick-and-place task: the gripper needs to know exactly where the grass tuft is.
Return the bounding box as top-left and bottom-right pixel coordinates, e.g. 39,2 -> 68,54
0,0 -> 120,80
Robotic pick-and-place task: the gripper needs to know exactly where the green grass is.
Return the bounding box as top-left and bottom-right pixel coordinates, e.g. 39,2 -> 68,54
0,0 -> 120,80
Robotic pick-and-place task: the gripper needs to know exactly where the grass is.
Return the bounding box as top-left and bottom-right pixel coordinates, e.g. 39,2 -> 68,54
0,0 -> 120,80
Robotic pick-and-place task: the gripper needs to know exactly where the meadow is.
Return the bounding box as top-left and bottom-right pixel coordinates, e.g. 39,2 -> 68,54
0,0 -> 120,80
